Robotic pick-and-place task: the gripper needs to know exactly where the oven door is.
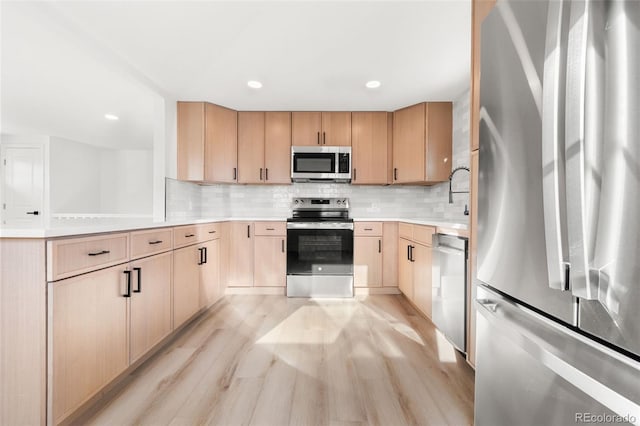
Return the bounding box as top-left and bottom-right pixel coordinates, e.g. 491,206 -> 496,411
286,222 -> 354,276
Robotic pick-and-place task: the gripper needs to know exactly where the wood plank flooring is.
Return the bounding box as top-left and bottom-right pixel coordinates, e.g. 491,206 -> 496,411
77,295 -> 474,426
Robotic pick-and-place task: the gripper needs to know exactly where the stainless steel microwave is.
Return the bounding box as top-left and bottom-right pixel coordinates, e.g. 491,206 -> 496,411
291,146 -> 351,182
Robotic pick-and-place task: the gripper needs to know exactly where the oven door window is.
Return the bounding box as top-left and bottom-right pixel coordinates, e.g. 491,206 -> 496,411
293,153 -> 335,173
287,229 -> 353,275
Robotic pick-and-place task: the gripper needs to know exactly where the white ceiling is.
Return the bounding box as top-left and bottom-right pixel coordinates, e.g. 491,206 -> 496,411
1,1 -> 471,149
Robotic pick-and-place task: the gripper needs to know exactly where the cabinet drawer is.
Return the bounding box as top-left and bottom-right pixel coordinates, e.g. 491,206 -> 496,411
47,233 -> 129,281
173,225 -> 200,248
130,228 -> 173,260
199,222 -> 222,240
412,225 -> 435,246
254,221 -> 286,236
398,222 -> 413,239
354,222 -> 383,236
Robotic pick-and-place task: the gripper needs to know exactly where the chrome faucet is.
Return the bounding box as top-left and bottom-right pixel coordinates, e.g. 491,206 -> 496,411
448,166 -> 470,215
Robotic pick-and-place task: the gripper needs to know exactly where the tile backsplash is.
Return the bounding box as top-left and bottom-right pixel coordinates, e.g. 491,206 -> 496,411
166,89 -> 471,223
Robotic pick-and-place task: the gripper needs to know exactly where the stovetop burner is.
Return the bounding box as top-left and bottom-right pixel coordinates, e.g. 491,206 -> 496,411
288,197 -> 351,222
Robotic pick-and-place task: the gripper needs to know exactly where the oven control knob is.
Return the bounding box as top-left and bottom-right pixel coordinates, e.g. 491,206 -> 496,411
294,200 -> 299,204
337,200 -> 342,205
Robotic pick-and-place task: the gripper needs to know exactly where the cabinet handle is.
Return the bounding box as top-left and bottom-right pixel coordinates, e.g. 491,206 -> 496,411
323,131 -> 326,145
364,228 -> 373,231
282,239 -> 285,253
394,168 -> 398,181
410,245 -> 415,262
266,227 -> 275,231
233,167 -> 237,180
260,168 -> 263,181
133,267 -> 142,293
247,225 -> 251,238
26,210 -> 39,215
198,247 -> 204,265
123,270 -> 131,298
317,132 -> 320,145
88,250 -> 110,256
378,239 -> 382,253
148,240 -> 163,245
407,245 -> 411,261
203,247 -> 208,264
208,230 -> 216,234
265,168 -> 269,181
185,234 -> 195,238
353,169 -> 356,181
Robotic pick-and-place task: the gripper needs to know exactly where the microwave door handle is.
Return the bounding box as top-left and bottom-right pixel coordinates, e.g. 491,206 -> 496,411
542,0 -> 570,292
564,0 -> 606,301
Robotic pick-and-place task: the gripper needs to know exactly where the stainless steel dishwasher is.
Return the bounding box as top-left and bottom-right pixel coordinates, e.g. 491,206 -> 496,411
432,234 -> 468,353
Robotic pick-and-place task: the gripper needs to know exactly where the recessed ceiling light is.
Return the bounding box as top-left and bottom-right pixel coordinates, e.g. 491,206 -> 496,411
247,80 -> 263,89
104,113 -> 119,120
365,80 -> 381,89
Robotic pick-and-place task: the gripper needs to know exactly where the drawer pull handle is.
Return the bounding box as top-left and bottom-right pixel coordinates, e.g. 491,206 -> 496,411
185,234 -> 195,238
148,240 -> 163,245
364,228 -> 373,231
266,228 -> 275,231
208,230 -> 216,234
88,250 -> 110,256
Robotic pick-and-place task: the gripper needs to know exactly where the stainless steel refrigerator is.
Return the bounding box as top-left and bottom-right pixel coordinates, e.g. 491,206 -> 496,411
475,0 -> 640,424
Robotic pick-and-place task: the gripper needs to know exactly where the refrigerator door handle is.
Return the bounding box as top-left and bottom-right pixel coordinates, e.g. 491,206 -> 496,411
564,0 -> 605,301
542,0 -> 571,292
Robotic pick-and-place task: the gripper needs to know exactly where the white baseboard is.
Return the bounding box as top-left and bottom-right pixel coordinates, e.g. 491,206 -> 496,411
354,287 -> 401,295
225,287 -> 286,295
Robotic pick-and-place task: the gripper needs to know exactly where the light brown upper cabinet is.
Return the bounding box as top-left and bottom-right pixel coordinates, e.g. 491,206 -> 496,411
177,102 -> 238,183
392,102 -> 452,184
351,112 -> 391,184
238,111 -> 291,184
292,112 -> 351,146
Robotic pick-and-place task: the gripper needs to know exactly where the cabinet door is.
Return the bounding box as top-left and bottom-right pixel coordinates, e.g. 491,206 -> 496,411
205,103 -> 238,183
51,265 -> 129,425
351,112 -> 388,184
354,236 -> 383,287
412,243 -> 433,319
238,112 -> 265,184
382,222 -> 398,287
393,103 -> 426,183
254,236 -> 286,287
177,102 -> 205,181
264,112 -> 291,184
227,222 -> 254,287
200,239 -> 221,307
218,222 -> 230,293
321,112 -> 351,146
425,102 -> 453,183
173,245 -> 202,328
292,112 -> 322,146
130,252 -> 173,363
398,238 -> 414,298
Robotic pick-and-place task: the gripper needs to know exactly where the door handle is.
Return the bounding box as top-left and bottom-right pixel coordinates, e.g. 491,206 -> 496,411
123,270 -> 131,298
260,168 -> 263,181
133,267 -> 142,293
378,239 -> 381,253
394,168 -> 398,181
26,211 -> 39,215
407,245 -> 411,261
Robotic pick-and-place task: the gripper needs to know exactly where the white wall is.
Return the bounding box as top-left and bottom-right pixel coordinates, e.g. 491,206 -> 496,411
49,137 -> 102,214
100,149 -> 153,214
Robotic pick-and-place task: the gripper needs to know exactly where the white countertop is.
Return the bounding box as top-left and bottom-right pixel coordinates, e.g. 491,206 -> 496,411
0,217 -> 467,239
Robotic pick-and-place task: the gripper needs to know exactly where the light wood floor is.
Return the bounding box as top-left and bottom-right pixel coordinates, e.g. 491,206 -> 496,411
77,295 -> 474,426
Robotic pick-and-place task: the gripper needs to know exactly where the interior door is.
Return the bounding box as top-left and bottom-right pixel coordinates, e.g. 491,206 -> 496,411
1,145 -> 44,227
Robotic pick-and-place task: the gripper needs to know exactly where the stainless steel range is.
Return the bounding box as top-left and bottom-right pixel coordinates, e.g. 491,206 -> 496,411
286,198 -> 353,298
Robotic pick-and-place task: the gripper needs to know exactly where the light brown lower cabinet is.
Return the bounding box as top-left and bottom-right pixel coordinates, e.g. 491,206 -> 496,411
398,225 -> 434,319
253,236 -> 286,287
227,222 -> 254,287
173,244 -> 203,328
200,239 -> 221,306
354,236 -> 383,287
130,251 -> 173,363
398,238 -> 414,298
50,265 -> 130,425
